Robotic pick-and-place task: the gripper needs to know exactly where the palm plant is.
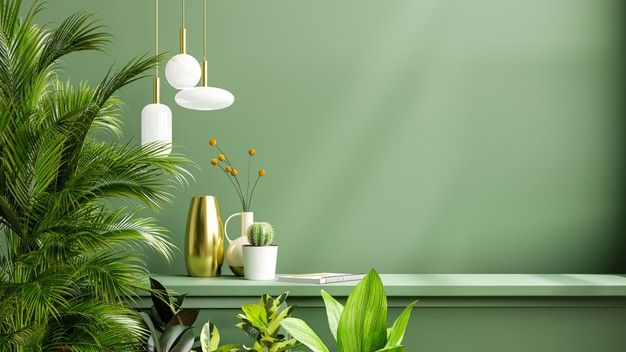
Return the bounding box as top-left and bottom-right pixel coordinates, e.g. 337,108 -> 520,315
0,0 -> 189,350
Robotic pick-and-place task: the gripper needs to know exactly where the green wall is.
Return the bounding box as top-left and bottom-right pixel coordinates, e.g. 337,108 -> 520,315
32,0 -> 625,275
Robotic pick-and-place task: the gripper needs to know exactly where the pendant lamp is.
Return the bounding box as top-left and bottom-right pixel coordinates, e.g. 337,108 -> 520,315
165,0 -> 201,89
141,0 -> 172,155
175,0 -> 234,111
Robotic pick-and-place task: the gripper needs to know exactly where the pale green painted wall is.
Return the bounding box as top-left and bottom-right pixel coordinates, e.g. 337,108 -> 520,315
31,0 -> 625,275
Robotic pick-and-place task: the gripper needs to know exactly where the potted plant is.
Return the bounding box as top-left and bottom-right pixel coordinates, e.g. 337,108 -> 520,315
279,269 -> 417,352
208,139 -> 266,277
243,222 -> 278,280
0,1 -> 188,350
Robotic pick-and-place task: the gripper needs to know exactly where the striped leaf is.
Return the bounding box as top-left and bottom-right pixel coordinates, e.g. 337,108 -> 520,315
280,317 -> 329,352
337,269 -> 387,352
320,289 -> 343,341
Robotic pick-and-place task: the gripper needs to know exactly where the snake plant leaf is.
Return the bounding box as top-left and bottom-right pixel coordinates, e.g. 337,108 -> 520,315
385,301 -> 417,347
150,277 -> 175,324
268,337 -> 300,352
140,311 -> 162,352
235,322 -> 261,341
266,305 -> 295,335
242,303 -> 269,332
376,346 -> 405,352
170,327 -> 196,352
151,306 -> 166,331
263,292 -> 289,320
201,321 -> 220,352
167,308 -> 199,327
320,289 -> 344,341
280,317 -> 329,352
336,269 -> 387,352
161,325 -> 188,352
214,344 -> 241,352
172,293 -> 187,312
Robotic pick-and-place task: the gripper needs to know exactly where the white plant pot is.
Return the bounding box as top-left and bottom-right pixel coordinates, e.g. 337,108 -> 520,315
243,245 -> 278,281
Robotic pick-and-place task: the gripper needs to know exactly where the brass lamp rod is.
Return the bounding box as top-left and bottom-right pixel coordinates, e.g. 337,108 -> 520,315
180,0 -> 187,54
153,0 -> 160,103
201,0 -> 208,87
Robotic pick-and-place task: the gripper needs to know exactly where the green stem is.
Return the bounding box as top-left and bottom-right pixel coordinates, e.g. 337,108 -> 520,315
215,145 -> 247,210
248,175 -> 261,210
246,156 -> 251,203
216,164 -> 245,208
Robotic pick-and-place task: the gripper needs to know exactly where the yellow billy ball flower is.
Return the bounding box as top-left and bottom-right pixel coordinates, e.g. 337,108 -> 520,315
231,169 -> 239,177
258,168 -> 266,177
248,148 -> 256,156
210,158 -> 218,165
225,165 -> 233,173
218,154 -> 226,161
209,138 -> 217,146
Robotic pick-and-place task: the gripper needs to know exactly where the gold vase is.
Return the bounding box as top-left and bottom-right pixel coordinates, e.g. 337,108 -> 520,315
185,196 -> 224,277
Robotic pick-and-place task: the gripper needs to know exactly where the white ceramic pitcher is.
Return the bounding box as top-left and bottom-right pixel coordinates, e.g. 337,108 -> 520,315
224,211 -> 253,276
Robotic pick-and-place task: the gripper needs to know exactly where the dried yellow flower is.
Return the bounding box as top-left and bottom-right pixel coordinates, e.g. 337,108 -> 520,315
225,165 -> 233,173
209,138 -> 217,146
210,159 -> 218,165
218,154 -> 226,161
231,169 -> 239,177
248,148 -> 256,156
258,168 -> 266,177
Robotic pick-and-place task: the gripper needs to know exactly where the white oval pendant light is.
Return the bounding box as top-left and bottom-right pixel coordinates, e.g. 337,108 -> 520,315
141,0 -> 172,155
175,0 -> 234,111
165,0 -> 201,89
175,85 -> 234,111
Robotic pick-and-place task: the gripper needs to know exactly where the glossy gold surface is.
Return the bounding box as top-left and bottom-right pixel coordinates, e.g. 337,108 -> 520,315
152,76 -> 160,104
180,27 -> 187,54
185,196 -> 224,277
201,60 -> 208,87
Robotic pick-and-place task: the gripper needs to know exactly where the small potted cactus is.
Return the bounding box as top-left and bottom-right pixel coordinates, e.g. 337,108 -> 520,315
242,222 -> 277,280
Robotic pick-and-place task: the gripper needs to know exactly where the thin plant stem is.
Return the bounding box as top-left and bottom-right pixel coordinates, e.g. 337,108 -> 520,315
246,155 -> 251,202
216,163 -> 245,208
248,175 -> 261,210
232,175 -> 247,211
213,144 -> 250,211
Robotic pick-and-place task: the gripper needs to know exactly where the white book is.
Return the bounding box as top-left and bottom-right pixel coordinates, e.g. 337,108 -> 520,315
280,273 -> 366,284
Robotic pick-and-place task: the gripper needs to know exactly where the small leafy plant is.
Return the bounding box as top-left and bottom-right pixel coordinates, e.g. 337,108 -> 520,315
280,269 -> 417,352
235,292 -> 301,351
139,278 -> 200,352
200,321 -> 240,352
247,222 -> 274,246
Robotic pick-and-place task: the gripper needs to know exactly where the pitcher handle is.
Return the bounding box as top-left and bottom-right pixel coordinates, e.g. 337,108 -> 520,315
224,213 -> 241,243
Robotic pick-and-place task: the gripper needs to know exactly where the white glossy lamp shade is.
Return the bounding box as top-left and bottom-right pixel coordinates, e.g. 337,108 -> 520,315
165,53 -> 201,89
175,86 -> 234,111
141,103 -> 172,155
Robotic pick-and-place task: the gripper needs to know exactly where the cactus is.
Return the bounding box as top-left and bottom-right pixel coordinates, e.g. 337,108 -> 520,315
247,222 -> 274,246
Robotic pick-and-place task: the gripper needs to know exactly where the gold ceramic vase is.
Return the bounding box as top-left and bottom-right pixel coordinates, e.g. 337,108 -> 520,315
185,196 -> 224,277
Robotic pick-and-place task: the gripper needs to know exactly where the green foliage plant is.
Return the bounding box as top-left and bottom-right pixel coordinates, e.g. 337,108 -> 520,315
280,269 -> 417,352
235,292 -> 301,352
139,278 -> 200,352
247,222 -> 274,246
200,321 -> 240,352
0,0 -> 189,350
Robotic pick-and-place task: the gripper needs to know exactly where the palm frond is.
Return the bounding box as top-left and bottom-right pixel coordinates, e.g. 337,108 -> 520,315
0,1 -> 190,350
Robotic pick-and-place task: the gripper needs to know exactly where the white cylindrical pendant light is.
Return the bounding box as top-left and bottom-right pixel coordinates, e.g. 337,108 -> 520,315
165,0 -> 201,89
175,0 -> 234,111
141,0 -> 172,155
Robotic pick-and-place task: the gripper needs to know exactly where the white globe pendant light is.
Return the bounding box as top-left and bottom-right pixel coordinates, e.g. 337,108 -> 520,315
175,0 -> 234,111
141,0 -> 172,155
165,0 -> 201,89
